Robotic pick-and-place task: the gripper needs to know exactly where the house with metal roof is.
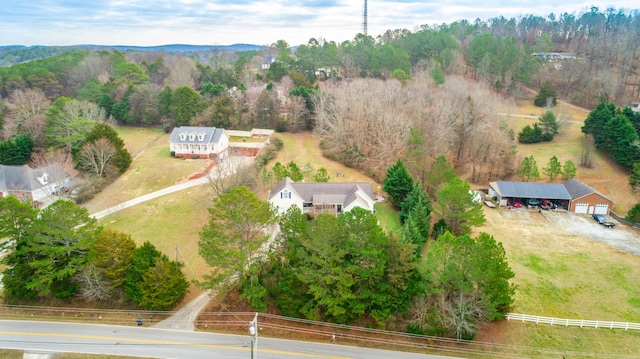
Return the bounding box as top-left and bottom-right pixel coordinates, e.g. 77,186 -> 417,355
0,163 -> 70,203
268,177 -> 375,217
488,179 -> 613,214
168,126 -> 229,160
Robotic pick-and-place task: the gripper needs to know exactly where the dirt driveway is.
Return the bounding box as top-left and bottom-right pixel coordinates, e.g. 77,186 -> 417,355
483,207 -> 640,256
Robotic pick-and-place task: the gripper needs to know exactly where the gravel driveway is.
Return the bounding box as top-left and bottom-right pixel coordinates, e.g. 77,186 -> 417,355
499,208 -> 640,256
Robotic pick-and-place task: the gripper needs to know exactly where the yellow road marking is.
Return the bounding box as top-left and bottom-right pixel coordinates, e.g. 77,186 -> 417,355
0,331 -> 350,359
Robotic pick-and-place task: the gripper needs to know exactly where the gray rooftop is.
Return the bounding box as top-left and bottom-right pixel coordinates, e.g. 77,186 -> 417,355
490,181 -> 572,200
563,178 -> 611,201
168,126 -> 225,144
0,163 -> 67,192
269,178 -> 374,206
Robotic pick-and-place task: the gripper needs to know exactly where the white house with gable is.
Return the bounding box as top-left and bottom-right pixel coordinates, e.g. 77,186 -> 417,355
268,177 -> 375,217
168,126 -> 229,160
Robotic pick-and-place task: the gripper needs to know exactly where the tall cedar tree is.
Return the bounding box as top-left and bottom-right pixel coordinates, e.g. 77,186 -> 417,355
91,229 -> 136,289
602,114 -> 640,168
124,241 -> 162,303
383,159 -> 414,209
436,177 -> 485,236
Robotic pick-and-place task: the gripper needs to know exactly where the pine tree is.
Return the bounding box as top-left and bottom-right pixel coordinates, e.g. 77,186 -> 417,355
543,156 -> 563,181
383,159 -> 414,209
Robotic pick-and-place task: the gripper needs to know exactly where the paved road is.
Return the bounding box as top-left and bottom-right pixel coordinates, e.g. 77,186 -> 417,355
0,320 -> 461,359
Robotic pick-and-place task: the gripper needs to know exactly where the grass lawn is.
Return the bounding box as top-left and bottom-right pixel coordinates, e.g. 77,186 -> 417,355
498,100 -> 640,214
375,202 -> 402,236
82,129 -> 210,214
96,184 -> 213,303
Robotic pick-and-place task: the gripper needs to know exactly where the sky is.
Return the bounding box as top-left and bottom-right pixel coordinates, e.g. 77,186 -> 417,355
1,1 -> 638,47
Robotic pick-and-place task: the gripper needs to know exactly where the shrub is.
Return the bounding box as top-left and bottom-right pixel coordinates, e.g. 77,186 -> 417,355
625,203 -> 640,223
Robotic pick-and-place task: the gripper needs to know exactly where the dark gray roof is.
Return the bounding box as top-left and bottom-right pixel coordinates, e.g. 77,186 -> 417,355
490,181 -> 572,200
168,126 -> 225,144
269,178 -> 374,206
563,178 -> 612,201
0,164 -> 67,192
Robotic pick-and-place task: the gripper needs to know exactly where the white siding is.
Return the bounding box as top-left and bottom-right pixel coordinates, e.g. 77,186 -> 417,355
269,189 -> 303,214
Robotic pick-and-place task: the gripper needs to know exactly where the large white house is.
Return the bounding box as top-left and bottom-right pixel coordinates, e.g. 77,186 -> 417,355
168,126 -> 229,160
0,163 -> 70,203
268,177 -> 375,216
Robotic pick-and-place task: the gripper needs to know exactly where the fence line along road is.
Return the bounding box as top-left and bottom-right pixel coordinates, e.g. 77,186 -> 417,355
506,313 -> 640,330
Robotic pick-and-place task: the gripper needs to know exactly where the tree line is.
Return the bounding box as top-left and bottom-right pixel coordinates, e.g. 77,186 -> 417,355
0,197 -> 188,310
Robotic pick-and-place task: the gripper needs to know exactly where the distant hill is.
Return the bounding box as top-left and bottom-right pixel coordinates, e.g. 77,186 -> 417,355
0,43 -> 266,66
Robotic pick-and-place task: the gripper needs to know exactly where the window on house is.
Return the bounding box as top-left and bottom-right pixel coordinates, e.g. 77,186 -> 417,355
280,190 -> 291,199
189,133 -> 195,141
179,133 -> 186,141
198,133 -> 205,141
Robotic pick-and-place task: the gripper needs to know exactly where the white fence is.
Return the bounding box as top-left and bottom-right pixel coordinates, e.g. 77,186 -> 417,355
506,313 -> 640,330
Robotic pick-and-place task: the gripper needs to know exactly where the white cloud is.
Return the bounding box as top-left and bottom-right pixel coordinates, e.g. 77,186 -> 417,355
0,0 -> 638,46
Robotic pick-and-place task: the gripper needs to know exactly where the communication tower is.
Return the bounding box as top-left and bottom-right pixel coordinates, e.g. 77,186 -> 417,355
362,0 -> 368,35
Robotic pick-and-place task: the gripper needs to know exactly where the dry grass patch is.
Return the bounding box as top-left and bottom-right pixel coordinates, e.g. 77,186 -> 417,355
269,132 -> 380,184
497,102 -> 640,214
82,128 -> 210,214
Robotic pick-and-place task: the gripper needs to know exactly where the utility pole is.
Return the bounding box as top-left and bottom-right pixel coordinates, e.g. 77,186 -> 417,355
248,312 -> 258,359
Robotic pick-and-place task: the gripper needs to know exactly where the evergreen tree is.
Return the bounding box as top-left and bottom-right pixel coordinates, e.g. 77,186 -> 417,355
436,177 -> 485,236
518,123 -> 543,143
602,114 -> 640,168
383,159 -> 414,209
582,102 -> 616,146
543,155 -> 563,181
425,155 -> 456,197
517,156 -> 540,181
562,160 -> 577,180
538,111 -> 559,140
138,258 -> 189,310
534,81 -> 557,107
625,203 -> 640,223
124,241 -> 162,303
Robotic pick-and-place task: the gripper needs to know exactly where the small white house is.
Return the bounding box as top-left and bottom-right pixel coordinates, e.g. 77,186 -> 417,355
168,126 -> 229,160
268,177 -> 375,217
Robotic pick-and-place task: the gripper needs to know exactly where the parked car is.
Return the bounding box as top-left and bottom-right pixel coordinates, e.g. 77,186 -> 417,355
527,198 -> 539,209
592,214 -> 615,228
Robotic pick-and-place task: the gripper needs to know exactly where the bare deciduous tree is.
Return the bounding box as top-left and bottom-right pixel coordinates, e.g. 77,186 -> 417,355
76,265 -> 111,302
77,138 -> 117,177
205,156 -> 255,197
3,88 -> 50,142
285,96 -> 309,132
164,57 -> 198,89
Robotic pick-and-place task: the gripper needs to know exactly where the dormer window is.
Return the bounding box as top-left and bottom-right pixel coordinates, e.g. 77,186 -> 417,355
197,133 -> 205,141
36,172 -> 49,185
188,133 -> 195,141
280,189 -> 291,199
179,133 -> 186,141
